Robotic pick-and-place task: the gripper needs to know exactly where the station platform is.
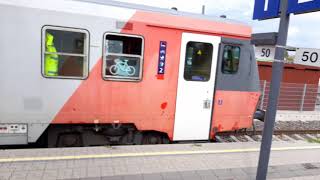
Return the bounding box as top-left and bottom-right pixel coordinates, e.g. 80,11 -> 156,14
1,141 -> 320,180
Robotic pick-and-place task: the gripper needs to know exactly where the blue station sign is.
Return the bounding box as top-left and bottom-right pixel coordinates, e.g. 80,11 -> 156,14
288,0 -> 320,14
253,0 -> 320,20
253,0 -> 281,20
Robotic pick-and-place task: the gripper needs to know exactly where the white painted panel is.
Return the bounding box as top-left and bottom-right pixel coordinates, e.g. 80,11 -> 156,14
0,0 -> 136,20
0,4 -> 134,143
173,33 -> 220,141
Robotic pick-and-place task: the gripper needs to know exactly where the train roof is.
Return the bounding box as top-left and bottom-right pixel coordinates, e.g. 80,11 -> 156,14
0,0 -> 252,38
77,0 -> 247,26
77,0 -> 252,38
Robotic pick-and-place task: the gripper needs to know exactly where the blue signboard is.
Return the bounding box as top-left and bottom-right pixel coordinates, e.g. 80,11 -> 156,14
157,41 -> 167,74
253,0 -> 320,20
253,0 -> 281,20
288,0 -> 320,14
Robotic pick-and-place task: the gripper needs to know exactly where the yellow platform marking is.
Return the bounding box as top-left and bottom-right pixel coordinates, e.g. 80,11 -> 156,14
0,145 -> 320,163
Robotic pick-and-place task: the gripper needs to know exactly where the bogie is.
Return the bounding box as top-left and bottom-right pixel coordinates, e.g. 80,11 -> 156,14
46,124 -> 169,148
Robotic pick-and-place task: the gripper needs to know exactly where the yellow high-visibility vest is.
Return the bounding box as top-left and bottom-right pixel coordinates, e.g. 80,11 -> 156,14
45,32 -> 59,76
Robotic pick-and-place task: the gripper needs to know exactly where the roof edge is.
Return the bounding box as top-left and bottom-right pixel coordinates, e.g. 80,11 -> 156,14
75,0 -> 249,26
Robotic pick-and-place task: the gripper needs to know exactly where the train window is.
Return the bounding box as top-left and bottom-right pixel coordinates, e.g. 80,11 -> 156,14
42,26 -> 89,79
222,45 -> 241,74
103,33 -> 144,81
184,41 -> 213,82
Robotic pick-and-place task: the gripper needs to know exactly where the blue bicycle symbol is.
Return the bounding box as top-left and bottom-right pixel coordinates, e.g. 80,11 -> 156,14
109,59 -> 136,76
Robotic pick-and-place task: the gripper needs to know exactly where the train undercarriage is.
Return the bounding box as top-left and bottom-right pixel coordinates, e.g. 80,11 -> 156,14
42,124 -> 170,148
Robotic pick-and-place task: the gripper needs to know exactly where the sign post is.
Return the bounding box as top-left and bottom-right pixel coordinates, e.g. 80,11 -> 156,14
255,0 -> 290,180
253,0 -> 320,179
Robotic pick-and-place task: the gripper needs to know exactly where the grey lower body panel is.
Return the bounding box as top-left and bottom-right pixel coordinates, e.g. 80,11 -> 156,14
0,134 -> 28,145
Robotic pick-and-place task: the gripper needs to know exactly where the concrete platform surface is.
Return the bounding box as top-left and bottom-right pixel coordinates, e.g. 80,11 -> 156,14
0,142 -> 320,180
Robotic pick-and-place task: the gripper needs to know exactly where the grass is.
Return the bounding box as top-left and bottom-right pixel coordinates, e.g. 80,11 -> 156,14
307,138 -> 320,144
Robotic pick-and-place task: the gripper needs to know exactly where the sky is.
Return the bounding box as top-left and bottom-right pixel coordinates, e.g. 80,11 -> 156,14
116,0 -> 320,49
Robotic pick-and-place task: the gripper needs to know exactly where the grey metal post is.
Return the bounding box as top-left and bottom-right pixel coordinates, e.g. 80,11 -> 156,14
256,0 -> 290,180
202,5 -> 205,15
300,84 -> 307,111
317,86 -> 320,111
260,80 -> 267,109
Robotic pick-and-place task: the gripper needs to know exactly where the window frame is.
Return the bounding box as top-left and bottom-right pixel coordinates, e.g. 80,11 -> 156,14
183,41 -> 214,82
102,32 -> 144,82
221,44 -> 241,75
41,25 -> 90,80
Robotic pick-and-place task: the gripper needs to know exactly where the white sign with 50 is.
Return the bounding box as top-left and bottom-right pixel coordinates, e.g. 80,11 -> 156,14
294,48 -> 320,67
254,46 -> 276,61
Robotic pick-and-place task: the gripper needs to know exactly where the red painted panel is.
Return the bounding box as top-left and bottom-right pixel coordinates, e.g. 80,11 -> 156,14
52,11 -> 254,141
53,19 -> 183,140
132,11 -> 252,39
210,91 -> 260,139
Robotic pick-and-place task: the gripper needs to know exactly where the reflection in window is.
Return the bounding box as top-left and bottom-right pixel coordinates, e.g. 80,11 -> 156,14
43,27 -> 89,78
103,33 -> 143,81
183,41 -> 213,82
222,45 -> 240,74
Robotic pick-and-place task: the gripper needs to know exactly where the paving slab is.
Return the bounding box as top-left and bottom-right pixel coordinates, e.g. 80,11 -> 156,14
1,142 -> 320,179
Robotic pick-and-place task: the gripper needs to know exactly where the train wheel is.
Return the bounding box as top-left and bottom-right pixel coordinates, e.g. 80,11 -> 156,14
142,133 -> 162,144
161,136 -> 170,144
142,133 -> 169,145
56,133 -> 83,147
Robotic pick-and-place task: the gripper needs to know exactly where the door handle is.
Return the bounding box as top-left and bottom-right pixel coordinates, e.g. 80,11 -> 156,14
203,99 -> 211,109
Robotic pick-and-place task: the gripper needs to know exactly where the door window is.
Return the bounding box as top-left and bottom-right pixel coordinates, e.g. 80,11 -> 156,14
183,41 -> 213,82
222,45 -> 241,74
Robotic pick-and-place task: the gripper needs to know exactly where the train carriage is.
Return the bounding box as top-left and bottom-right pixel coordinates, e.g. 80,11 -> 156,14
0,0 -> 260,147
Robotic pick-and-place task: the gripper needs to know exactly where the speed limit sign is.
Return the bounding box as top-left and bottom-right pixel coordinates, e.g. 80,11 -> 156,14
294,48 -> 320,67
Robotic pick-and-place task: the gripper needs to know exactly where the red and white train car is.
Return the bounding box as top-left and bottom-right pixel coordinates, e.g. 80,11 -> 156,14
0,0 -> 261,147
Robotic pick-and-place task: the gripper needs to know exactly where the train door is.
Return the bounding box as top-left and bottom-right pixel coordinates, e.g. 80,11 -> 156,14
173,33 -> 221,141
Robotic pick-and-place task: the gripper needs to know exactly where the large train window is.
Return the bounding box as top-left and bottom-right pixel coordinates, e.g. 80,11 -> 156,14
222,45 -> 241,74
184,41 -> 213,82
42,26 -> 89,79
103,33 -> 144,81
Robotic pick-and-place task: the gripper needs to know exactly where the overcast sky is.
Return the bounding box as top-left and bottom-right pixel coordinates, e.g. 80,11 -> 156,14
116,0 -> 320,49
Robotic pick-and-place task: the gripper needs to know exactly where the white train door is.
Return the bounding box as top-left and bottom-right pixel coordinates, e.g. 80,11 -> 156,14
173,33 -> 221,141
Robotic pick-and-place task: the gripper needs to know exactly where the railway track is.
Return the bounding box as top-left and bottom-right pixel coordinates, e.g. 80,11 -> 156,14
215,129 -> 320,143
2,120 -> 320,149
